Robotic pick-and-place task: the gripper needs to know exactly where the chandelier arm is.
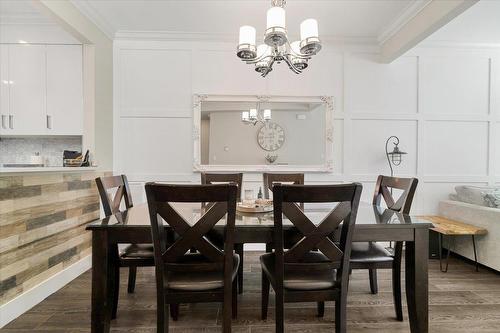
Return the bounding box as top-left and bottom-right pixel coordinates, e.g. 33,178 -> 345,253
283,55 -> 302,74
261,57 -> 276,77
284,40 -> 312,60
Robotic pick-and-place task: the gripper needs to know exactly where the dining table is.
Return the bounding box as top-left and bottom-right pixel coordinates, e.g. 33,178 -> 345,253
86,201 -> 432,333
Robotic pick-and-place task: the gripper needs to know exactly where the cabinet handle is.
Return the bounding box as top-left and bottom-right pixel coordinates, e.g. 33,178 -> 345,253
46,115 -> 52,129
1,115 -> 6,129
9,115 -> 13,129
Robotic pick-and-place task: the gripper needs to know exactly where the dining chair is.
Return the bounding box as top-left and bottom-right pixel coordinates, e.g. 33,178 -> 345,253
95,175 -> 155,319
262,172 -> 304,200
262,173 -> 305,253
145,183 -> 239,333
261,183 -> 362,333
201,172 -> 245,294
349,175 -> 418,321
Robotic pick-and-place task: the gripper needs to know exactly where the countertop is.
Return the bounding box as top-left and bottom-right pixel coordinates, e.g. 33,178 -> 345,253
0,166 -> 99,174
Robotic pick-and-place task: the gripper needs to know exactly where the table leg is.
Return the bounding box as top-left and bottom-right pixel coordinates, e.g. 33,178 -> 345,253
91,231 -> 113,333
406,228 -> 429,333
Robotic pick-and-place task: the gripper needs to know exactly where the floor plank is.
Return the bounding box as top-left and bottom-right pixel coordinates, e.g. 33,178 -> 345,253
3,251 -> 500,332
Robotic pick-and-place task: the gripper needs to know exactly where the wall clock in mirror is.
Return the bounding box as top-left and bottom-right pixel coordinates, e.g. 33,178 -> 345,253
257,122 -> 285,151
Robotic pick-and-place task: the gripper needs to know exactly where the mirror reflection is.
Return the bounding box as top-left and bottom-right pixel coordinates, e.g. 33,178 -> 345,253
200,100 -> 327,166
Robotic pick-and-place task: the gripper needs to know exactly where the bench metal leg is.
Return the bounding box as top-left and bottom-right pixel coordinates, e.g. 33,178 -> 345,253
438,233 -> 443,272
472,235 -> 479,272
440,235 -> 454,273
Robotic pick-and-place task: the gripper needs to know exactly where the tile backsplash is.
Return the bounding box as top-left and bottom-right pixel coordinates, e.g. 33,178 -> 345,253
0,137 -> 82,166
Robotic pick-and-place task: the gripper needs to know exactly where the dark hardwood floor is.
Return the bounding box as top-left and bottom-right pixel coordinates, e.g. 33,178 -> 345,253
3,252 -> 500,332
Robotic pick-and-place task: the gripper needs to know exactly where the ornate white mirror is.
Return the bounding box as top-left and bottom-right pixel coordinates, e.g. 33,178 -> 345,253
193,94 -> 333,172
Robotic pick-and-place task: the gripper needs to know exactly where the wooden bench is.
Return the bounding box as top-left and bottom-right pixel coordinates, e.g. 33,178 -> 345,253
419,216 -> 487,272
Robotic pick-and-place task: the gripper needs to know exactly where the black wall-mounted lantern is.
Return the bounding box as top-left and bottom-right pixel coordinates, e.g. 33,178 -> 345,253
385,135 -> 407,177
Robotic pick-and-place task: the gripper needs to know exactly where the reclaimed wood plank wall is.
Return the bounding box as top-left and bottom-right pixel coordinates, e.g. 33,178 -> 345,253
0,171 -> 107,305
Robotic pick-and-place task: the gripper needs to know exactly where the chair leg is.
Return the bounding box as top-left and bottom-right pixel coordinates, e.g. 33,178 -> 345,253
127,266 -> 137,293
235,243 -> 244,294
275,287 -> 284,333
261,271 -> 270,320
335,294 -> 347,333
317,301 -> 325,317
232,279 -> 238,319
369,269 -> 378,294
170,304 -> 179,321
222,281 -> 232,333
157,294 -> 168,333
392,262 -> 403,321
111,264 -> 119,319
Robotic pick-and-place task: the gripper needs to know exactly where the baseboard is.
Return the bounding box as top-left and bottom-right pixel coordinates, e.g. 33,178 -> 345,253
0,255 -> 92,328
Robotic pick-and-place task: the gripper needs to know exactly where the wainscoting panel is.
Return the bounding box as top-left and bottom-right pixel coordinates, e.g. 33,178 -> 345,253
350,119 -> 418,175
419,56 -> 490,115
424,120 -> 489,176
344,53 -> 418,114
193,49 -> 267,95
119,48 -> 192,117
118,117 -> 193,176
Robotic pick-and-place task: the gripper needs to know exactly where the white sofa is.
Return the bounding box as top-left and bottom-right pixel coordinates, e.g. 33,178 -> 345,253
439,200 -> 500,271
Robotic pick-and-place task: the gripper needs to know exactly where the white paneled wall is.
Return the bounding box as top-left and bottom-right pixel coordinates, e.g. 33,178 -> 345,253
113,40 -> 500,214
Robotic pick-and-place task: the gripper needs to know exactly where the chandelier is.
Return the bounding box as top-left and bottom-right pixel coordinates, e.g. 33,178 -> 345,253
236,0 -> 321,77
242,106 -> 271,126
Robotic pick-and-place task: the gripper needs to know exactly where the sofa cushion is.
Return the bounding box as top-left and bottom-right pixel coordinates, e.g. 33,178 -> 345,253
453,186 -> 500,207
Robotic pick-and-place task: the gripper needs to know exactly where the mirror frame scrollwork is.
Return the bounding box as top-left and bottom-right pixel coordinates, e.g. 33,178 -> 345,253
193,94 -> 334,172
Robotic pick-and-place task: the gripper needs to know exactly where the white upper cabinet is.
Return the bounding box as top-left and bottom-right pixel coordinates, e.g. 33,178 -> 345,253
46,45 -> 83,135
8,44 -> 46,135
0,44 -> 83,136
0,45 -> 9,135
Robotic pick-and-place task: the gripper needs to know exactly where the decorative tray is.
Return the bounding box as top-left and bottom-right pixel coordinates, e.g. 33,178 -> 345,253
237,199 -> 273,213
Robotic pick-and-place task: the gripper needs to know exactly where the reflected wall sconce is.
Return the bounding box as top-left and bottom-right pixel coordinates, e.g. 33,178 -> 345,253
385,135 -> 407,177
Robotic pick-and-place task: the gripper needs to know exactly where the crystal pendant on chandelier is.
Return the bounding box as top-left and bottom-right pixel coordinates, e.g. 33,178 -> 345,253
236,0 -> 321,77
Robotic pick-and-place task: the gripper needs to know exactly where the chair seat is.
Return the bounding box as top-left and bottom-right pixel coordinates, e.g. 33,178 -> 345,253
260,251 -> 336,291
121,244 -> 154,258
166,253 -> 240,291
350,242 -> 393,263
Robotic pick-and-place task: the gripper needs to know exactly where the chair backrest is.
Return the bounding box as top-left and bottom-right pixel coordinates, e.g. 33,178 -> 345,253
145,183 -> 237,276
273,183 -> 362,288
372,175 -> 418,214
201,173 -> 243,202
262,173 -> 304,199
95,175 -> 133,217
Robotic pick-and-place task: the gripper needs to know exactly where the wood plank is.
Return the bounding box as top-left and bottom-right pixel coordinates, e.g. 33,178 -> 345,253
419,215 -> 487,236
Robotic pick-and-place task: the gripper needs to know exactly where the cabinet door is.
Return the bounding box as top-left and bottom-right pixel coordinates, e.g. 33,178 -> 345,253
46,45 -> 83,135
0,45 -> 9,135
9,44 -> 46,135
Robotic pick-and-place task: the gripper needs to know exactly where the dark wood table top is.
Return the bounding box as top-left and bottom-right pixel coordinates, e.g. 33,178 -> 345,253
87,202 -> 433,231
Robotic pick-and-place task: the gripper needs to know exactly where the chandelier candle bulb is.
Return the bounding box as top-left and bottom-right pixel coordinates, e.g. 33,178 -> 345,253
300,18 -> 321,55
265,6 -> 287,46
249,109 -> 258,120
263,109 -> 272,120
267,6 -> 285,29
239,26 -> 256,45
242,111 -> 250,121
300,19 -> 319,40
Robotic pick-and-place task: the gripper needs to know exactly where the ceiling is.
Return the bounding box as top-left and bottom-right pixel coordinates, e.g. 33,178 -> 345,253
70,0 -> 421,42
0,0 -> 53,24
426,0 -> 500,44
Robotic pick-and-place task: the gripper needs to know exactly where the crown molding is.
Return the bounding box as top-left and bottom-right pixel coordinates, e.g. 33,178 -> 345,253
416,40 -> 500,50
114,30 -> 378,46
70,0 -> 115,40
377,0 -> 432,44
